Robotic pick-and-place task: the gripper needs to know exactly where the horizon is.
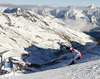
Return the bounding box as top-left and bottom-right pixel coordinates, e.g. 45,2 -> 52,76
0,0 -> 99,7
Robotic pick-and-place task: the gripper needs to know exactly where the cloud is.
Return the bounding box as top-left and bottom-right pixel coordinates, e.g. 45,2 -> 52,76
64,19 -> 97,32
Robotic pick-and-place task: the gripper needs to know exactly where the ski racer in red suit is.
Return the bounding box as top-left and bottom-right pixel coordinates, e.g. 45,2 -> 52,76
69,48 -> 82,65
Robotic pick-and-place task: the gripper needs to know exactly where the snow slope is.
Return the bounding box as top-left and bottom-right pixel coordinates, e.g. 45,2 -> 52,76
1,58 -> 100,79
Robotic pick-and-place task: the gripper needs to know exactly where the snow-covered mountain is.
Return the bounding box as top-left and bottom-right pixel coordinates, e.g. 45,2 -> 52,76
30,4 -> 100,39
0,4 -> 100,31
0,5 -> 99,76
1,4 -> 99,39
0,6 -> 97,61
36,5 -> 100,31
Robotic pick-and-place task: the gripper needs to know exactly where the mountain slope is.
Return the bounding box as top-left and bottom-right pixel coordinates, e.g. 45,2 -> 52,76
0,7 -> 97,69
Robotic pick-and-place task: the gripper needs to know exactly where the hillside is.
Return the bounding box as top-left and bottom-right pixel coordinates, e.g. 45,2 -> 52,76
0,6 -> 99,76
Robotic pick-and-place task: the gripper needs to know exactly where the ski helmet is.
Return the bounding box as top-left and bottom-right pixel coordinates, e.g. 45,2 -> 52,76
70,48 -> 74,51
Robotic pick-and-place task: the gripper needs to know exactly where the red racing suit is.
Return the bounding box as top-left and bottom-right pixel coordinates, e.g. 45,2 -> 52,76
71,49 -> 82,62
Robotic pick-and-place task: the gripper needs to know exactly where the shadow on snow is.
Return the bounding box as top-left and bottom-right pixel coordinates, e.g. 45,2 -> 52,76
21,41 -> 98,74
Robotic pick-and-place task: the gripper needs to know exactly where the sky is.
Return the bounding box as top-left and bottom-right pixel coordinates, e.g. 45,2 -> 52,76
0,0 -> 99,6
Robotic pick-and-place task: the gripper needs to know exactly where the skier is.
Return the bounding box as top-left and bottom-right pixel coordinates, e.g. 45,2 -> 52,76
63,47 -> 82,65
68,47 -> 82,65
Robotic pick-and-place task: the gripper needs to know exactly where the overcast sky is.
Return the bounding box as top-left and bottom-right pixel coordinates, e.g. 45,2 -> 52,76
0,0 -> 99,6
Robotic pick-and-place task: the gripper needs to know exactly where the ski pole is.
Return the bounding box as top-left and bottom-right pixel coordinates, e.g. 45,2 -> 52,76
3,57 -> 5,79
65,50 -> 69,53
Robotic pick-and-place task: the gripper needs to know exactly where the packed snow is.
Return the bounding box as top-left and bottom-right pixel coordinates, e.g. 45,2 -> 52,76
1,52 -> 100,79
